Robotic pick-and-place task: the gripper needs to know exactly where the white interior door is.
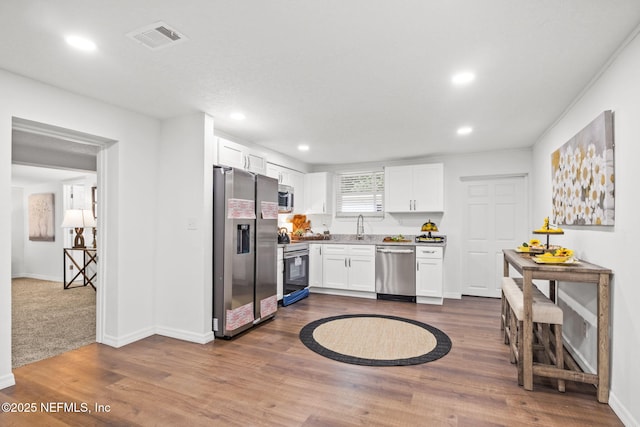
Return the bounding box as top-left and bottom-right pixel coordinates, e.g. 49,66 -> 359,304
461,176 -> 528,297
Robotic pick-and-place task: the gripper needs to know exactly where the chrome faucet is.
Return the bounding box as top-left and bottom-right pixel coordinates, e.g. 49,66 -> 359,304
356,214 -> 364,240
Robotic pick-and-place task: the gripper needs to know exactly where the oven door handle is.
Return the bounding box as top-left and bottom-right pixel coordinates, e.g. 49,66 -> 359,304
283,252 -> 309,260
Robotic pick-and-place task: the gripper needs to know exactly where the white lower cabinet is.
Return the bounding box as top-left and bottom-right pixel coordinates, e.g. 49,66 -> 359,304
322,245 -> 375,292
415,246 -> 443,304
277,247 -> 284,301
309,243 -> 323,287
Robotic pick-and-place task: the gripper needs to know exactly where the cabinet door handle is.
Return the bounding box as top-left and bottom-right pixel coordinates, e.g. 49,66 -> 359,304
345,258 -> 347,268
349,258 -> 351,267
409,200 -> 412,210
417,261 -> 419,271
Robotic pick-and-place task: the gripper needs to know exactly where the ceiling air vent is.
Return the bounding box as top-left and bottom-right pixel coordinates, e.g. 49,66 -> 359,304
126,21 -> 188,50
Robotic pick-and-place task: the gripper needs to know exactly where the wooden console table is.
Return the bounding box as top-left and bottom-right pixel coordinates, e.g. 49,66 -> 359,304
63,248 -> 97,290
502,249 -> 612,403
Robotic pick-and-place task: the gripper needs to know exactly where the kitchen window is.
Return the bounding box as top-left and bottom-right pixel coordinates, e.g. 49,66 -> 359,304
335,170 -> 384,217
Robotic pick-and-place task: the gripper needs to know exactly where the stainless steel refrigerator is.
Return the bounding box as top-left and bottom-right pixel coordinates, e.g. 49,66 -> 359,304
212,166 -> 278,338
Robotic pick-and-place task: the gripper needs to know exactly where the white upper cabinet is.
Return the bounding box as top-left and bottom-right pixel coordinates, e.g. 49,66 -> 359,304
385,163 -> 444,212
304,172 -> 333,215
266,163 -> 297,186
217,137 -> 266,174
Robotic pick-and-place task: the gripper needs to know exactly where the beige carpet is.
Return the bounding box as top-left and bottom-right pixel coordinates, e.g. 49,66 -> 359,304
313,317 -> 437,360
300,314 -> 452,366
11,278 -> 96,368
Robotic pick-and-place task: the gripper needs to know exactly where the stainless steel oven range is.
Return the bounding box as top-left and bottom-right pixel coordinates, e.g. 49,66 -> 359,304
282,242 -> 309,306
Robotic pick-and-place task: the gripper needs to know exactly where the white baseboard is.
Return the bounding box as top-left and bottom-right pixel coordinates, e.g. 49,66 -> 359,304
155,326 -> 215,344
608,390 -> 637,427
101,327 -> 155,348
417,296 -> 443,305
0,373 -> 16,390
15,273 -> 62,282
309,287 -> 377,299
444,291 -> 462,299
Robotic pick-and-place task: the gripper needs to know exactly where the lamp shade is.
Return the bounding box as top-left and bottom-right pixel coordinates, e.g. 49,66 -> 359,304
61,209 -> 96,228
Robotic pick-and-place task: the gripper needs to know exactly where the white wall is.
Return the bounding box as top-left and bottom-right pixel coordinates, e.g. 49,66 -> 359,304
531,32 -> 640,426
10,187 -> 24,277
1,69 -> 160,388
154,113 -> 215,343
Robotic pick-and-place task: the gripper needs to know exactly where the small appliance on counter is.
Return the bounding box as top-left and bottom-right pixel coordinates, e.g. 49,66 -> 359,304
278,227 -> 290,244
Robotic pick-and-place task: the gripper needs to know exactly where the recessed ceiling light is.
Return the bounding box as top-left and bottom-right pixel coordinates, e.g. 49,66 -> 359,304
65,35 -> 97,52
451,71 -> 475,86
297,144 -> 310,152
457,126 -> 473,135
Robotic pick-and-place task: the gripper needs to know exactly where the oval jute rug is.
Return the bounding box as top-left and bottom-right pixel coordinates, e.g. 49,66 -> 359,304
299,314 -> 451,366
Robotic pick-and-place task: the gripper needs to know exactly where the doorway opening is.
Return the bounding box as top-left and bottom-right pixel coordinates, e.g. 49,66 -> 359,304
10,117 -> 113,368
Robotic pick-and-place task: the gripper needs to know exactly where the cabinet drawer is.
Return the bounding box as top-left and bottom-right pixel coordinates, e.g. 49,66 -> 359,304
348,245 -> 375,256
415,246 -> 443,259
323,245 -> 348,255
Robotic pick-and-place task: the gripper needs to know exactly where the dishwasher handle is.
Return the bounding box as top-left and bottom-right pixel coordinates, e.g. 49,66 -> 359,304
376,248 -> 414,254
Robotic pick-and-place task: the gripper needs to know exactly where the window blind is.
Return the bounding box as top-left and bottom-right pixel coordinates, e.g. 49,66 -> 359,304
335,170 -> 384,217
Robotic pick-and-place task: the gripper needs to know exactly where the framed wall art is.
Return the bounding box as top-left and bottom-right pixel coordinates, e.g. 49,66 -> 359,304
28,193 -> 55,241
551,110 -> 614,226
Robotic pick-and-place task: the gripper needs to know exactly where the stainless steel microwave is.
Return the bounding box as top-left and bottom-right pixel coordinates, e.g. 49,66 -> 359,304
278,185 -> 294,213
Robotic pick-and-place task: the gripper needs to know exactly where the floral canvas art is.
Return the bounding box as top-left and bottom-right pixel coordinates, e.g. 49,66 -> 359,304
28,193 -> 55,241
551,111 -> 614,226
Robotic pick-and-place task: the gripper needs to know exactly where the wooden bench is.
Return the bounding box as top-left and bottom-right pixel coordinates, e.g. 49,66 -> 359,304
501,277 -> 565,392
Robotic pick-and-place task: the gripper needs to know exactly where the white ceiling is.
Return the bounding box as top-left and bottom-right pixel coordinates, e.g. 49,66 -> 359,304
2,1 -> 640,165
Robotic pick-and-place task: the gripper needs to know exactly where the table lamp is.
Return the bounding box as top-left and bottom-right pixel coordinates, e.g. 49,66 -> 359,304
61,209 -> 96,248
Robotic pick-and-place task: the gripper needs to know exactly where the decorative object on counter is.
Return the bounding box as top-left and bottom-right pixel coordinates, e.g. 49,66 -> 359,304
421,219 -> 438,238
288,214 -> 331,240
299,314 -> 451,366
551,110 -> 614,226
415,219 -> 445,242
415,234 -> 446,243
290,214 -> 310,234
383,234 -> 411,242
291,233 -> 329,241
532,217 -> 564,249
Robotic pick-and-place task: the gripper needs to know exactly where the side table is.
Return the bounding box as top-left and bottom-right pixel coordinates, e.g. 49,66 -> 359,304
63,248 -> 97,290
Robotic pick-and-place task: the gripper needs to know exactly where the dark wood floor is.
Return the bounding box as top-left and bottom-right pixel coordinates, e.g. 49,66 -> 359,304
0,294 -> 622,426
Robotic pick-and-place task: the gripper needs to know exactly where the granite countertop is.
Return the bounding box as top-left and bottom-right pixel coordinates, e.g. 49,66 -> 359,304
285,234 -> 447,247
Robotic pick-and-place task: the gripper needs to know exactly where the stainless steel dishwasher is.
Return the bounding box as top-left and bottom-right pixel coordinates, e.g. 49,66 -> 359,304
375,245 -> 416,302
